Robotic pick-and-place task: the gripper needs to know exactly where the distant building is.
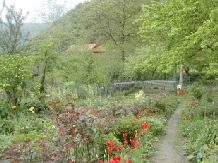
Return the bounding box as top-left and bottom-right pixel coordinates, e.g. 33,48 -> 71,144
66,44 -> 106,54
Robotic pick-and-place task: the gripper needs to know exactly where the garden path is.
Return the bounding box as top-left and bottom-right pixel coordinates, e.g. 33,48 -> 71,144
150,101 -> 189,163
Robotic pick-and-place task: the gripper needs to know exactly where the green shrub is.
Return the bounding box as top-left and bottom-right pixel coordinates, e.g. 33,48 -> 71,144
22,98 -> 50,112
109,115 -> 142,142
140,116 -> 166,136
188,83 -> 204,100
180,119 -> 218,162
0,134 -> 13,153
0,119 -> 15,134
154,100 -> 166,112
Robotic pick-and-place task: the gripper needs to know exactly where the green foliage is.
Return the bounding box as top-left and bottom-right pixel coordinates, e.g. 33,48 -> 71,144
12,115 -> 56,142
94,132 -> 122,159
180,119 -> 218,162
0,119 -> 15,134
124,45 -> 167,80
188,83 -> 204,100
22,98 -> 50,112
109,115 -> 142,142
0,55 -> 31,105
82,0 -> 145,60
0,5 -> 28,54
180,97 -> 218,163
153,95 -> 178,118
0,134 -> 13,154
154,100 -> 166,112
138,0 -> 218,76
140,116 -> 166,136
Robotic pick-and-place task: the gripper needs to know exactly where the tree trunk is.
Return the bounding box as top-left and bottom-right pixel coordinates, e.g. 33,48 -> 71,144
39,66 -> 47,102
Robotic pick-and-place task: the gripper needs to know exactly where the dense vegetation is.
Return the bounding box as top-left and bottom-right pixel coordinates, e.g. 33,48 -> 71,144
0,0 -> 218,162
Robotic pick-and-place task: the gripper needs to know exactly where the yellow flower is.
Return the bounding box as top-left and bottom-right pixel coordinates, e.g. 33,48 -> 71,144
214,144 -> 218,150
12,105 -> 17,110
29,106 -> 35,113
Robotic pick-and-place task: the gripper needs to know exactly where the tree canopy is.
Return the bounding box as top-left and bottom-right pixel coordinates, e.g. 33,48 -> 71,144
0,5 -> 28,55
138,0 -> 218,78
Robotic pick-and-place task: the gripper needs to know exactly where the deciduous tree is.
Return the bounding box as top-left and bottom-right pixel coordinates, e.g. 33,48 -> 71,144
82,0 -> 146,64
138,0 -> 218,80
0,5 -> 28,55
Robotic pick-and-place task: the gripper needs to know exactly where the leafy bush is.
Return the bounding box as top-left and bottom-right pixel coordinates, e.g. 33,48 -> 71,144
154,100 -> 166,112
22,98 -> 50,112
180,119 -> 218,162
0,119 -> 15,134
0,55 -> 31,105
140,116 -> 166,136
188,83 -> 204,100
109,115 -> 142,142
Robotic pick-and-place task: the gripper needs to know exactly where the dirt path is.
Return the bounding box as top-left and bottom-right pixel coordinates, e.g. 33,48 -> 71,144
150,102 -> 189,163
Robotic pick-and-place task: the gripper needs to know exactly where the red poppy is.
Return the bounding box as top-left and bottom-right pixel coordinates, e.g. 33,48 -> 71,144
107,148 -> 113,156
85,134 -> 90,139
98,160 -> 104,163
124,140 -> 128,145
106,140 -> 114,147
123,133 -> 127,138
142,122 -> 149,130
118,145 -> 123,151
113,156 -> 121,161
131,138 -> 140,149
178,90 -> 185,96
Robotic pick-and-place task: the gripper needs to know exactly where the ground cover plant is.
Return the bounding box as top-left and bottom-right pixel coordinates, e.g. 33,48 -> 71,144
179,85 -> 218,163
0,89 -> 178,163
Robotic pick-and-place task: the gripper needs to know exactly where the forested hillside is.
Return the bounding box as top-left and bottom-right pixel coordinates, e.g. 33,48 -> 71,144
21,0 -> 151,89
21,23 -> 48,39
1,0 -> 218,97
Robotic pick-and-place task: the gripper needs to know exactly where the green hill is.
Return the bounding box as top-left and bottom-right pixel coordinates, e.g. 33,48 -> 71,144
25,0 -> 145,54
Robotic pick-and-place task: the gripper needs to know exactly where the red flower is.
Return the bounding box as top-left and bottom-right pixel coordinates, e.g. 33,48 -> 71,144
183,116 -> 192,120
123,133 -> 127,138
118,145 -> 123,151
123,140 -> 128,145
146,113 -> 152,117
98,161 -> 104,163
142,121 -> 149,130
49,100 -> 60,108
113,156 -> 121,161
107,148 -> 113,156
106,140 -> 114,147
85,134 -> 90,139
131,138 -> 140,149
178,90 -> 185,96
